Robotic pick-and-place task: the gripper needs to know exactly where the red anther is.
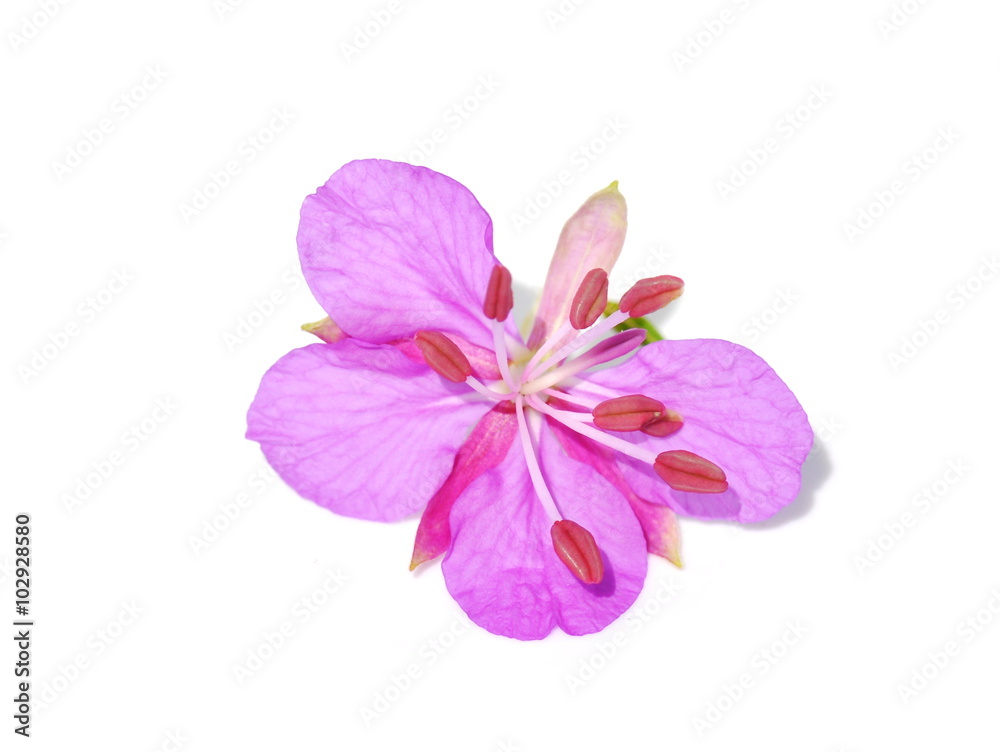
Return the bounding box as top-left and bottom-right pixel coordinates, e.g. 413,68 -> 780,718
619,275 -> 684,318
569,268 -> 609,330
551,520 -> 604,585
592,394 -> 665,432
640,408 -> 684,438
414,331 -> 473,383
653,450 -> 728,493
483,265 -> 514,322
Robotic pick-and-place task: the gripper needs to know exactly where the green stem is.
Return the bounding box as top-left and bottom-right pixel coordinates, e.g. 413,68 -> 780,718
603,301 -> 664,344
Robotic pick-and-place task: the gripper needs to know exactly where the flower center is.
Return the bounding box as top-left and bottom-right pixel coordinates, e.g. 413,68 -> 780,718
415,265 -> 727,585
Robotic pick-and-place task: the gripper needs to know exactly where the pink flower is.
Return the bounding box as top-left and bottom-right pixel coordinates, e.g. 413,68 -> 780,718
246,159 -> 812,640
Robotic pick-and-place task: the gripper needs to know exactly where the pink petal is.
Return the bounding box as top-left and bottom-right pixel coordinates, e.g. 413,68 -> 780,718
298,159 -> 516,350
246,341 -> 492,522
410,403 -> 518,569
580,339 -> 813,523
527,182 -> 627,349
442,422 -> 647,640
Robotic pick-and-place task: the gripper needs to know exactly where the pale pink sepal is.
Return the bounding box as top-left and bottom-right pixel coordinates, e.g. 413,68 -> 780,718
410,403 -> 518,569
527,182 -> 627,349
301,316 -> 347,344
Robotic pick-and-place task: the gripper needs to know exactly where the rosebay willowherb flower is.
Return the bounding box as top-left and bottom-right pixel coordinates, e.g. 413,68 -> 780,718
247,159 -> 812,640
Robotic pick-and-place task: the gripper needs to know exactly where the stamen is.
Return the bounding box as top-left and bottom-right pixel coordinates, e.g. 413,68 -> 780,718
540,389 -> 599,409
528,395 -> 660,466
514,395 -> 563,522
522,320 -> 573,380
527,308 -> 630,381
521,328 -> 645,395
551,520 -> 604,585
619,275 -> 684,317
464,376 -> 513,402
592,394 -> 665,432
640,408 -> 684,437
534,397 -> 727,495
569,268 -> 609,330
653,450 -> 728,493
483,264 -> 514,322
415,330 -> 473,383
492,320 -> 516,389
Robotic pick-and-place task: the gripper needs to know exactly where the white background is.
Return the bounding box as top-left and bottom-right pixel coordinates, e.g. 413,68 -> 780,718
3,0 -> 999,750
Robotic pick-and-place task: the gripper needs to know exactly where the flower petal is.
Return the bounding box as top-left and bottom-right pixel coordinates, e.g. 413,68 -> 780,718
298,159 -> 506,349
580,339 -> 813,523
246,341 -> 491,522
527,182 -> 627,349
442,420 -> 647,640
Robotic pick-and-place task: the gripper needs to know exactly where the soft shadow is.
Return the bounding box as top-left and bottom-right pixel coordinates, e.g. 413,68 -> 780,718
585,553 -> 618,598
750,441 -> 832,529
